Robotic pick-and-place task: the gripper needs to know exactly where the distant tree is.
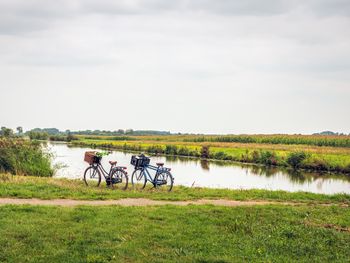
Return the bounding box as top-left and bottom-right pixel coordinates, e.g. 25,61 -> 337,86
125,129 -> 134,135
117,129 -> 125,134
28,131 -> 49,140
16,126 -> 23,135
1,127 -> 13,137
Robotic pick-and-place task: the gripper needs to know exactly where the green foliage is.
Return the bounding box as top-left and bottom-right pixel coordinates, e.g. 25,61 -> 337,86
165,145 -> 178,155
0,127 -> 13,137
200,145 -> 210,158
287,151 -> 308,169
258,151 -> 278,166
0,139 -> 53,176
16,126 -> 23,135
28,131 -> 49,140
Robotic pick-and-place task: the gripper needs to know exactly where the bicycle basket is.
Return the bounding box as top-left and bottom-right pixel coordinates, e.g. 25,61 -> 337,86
130,155 -> 150,168
84,151 -> 102,165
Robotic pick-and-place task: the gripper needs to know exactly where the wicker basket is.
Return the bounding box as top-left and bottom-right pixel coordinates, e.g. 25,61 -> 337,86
84,151 -> 101,165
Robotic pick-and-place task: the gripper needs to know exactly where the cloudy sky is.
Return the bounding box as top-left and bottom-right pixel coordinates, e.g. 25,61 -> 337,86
0,0 -> 349,134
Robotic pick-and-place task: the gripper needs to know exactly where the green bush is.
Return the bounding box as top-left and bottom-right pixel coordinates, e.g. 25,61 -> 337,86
0,139 -> 53,176
286,151 -> 307,169
200,145 -> 210,159
165,145 -> 178,155
258,151 -> 277,166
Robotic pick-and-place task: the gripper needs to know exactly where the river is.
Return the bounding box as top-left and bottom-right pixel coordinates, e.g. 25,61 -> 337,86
49,142 -> 350,194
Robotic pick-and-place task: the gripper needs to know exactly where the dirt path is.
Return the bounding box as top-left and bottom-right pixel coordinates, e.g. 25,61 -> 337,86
0,198 -> 347,207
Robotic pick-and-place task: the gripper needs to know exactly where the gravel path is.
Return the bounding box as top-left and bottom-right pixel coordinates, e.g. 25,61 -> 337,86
0,198 -> 345,207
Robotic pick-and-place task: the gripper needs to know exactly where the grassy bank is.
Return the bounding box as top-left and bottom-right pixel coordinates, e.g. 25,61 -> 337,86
0,204 -> 349,262
0,139 -> 53,176
1,174 -> 349,203
71,137 -> 350,174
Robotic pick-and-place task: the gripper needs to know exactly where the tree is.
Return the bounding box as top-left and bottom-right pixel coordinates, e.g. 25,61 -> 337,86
1,127 -> 13,137
16,126 -> 23,135
125,129 -> 134,135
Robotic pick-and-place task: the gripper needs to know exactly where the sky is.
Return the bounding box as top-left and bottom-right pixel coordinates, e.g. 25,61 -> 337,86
0,0 -> 349,134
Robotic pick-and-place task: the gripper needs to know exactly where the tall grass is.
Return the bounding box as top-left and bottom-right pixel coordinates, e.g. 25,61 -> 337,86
0,138 -> 53,176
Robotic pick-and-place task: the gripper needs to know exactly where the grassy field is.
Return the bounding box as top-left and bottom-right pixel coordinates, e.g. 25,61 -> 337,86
1,174 -> 349,204
0,204 -> 349,262
1,174 -> 349,262
70,134 -> 350,174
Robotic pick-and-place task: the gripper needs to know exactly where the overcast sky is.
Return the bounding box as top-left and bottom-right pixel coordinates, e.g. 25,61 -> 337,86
0,0 -> 349,134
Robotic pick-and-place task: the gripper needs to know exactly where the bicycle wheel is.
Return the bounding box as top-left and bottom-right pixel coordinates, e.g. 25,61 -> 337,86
154,171 -> 174,192
110,168 -> 128,190
131,169 -> 147,190
83,166 -> 101,187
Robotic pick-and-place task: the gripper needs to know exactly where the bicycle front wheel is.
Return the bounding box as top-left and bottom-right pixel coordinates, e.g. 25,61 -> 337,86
83,166 -> 101,187
110,168 -> 128,190
131,169 -> 146,190
155,171 -> 174,192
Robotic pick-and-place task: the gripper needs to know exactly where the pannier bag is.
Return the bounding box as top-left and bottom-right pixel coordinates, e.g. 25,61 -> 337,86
130,154 -> 150,168
84,151 -> 102,165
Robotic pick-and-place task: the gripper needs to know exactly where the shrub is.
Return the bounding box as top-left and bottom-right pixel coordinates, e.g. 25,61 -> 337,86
286,151 -> 307,169
258,151 -> 277,166
0,138 -> 53,176
200,146 -> 210,159
165,145 -> 178,155
213,151 -> 227,160
28,131 -> 49,140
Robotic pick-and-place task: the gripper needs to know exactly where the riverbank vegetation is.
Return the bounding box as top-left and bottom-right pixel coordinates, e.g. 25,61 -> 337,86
70,134 -> 350,174
0,139 -> 53,177
1,174 -> 349,203
0,204 -> 349,262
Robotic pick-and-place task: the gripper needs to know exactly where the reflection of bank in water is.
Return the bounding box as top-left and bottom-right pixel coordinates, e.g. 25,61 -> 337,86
165,154 -> 350,185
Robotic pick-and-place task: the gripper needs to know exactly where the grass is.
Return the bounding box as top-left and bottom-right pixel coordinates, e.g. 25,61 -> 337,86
1,174 -> 349,204
79,134 -> 350,147
0,138 -> 53,176
0,204 -> 349,262
71,136 -> 350,174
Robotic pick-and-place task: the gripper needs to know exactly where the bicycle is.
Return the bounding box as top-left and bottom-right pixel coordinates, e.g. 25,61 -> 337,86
83,151 -> 128,190
130,154 -> 174,191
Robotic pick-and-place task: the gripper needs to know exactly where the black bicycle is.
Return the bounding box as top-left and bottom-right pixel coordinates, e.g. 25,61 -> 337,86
83,151 -> 128,190
131,154 -> 174,191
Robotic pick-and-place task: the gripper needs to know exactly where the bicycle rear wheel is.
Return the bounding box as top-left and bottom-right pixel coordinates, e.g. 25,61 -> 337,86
110,168 -> 128,190
83,166 -> 101,187
131,169 -> 147,190
154,171 -> 174,192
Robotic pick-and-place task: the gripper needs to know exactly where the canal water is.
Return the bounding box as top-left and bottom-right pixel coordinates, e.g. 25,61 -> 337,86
49,143 -> 350,195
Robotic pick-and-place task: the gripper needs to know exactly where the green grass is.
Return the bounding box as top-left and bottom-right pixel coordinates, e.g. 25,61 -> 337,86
1,174 -> 349,204
0,204 -> 349,262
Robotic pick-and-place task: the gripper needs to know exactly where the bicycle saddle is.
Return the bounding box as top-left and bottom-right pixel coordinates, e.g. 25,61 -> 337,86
109,161 -> 117,165
156,163 -> 164,166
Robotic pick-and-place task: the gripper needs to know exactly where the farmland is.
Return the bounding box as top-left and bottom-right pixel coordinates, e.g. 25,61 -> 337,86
70,134 -> 350,174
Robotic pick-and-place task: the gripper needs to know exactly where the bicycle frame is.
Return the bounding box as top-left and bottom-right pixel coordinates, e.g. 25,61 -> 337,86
91,163 -> 113,179
140,164 -> 170,184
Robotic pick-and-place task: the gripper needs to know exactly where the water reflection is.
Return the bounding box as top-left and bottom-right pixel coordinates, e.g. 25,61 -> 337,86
51,143 -> 350,194
162,154 -> 350,185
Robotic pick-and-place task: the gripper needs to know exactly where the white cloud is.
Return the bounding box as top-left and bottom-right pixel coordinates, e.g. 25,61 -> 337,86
0,0 -> 349,133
